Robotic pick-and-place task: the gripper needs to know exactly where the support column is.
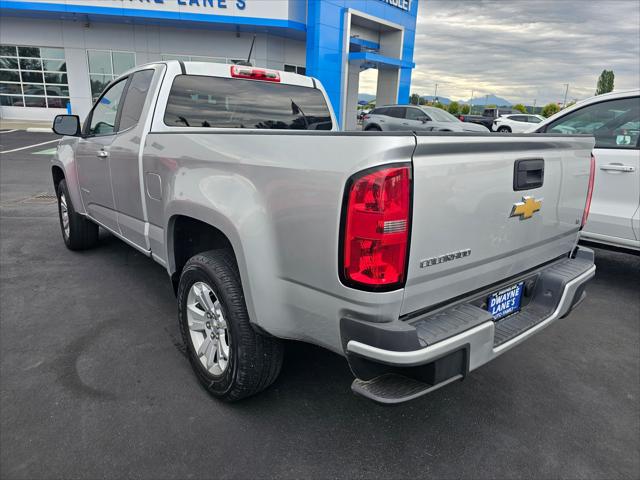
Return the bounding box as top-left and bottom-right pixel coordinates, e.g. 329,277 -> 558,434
343,62 -> 360,131
376,68 -> 400,107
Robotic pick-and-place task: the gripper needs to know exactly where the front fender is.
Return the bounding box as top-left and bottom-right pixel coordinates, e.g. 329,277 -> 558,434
51,137 -> 84,214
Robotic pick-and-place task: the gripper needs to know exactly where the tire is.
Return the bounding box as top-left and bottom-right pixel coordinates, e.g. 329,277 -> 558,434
497,126 -> 511,133
177,249 -> 283,401
365,125 -> 382,131
56,179 -> 99,250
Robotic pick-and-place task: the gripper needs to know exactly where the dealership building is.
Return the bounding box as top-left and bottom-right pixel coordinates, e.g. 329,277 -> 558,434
0,0 -> 418,129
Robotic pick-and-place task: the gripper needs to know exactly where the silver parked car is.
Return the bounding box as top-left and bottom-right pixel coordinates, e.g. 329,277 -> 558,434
362,105 -> 489,132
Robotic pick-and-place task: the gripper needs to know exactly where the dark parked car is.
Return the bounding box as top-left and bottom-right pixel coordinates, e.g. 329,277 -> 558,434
459,107 -> 516,129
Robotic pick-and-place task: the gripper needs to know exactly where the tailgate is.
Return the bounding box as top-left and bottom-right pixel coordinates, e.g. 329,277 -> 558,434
401,134 -> 595,316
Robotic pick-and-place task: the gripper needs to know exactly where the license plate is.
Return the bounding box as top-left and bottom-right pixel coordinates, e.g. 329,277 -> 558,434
487,281 -> 524,320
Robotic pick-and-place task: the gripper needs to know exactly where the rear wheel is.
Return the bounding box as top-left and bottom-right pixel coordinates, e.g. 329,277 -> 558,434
497,126 -> 511,133
178,249 -> 283,401
56,179 -> 99,250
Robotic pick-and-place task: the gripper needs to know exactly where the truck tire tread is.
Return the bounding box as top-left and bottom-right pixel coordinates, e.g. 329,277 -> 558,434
178,249 -> 283,401
56,179 -> 99,250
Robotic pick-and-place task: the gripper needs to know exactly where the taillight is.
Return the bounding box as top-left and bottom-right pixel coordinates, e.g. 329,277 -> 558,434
459,115 -> 465,121
581,153 -> 596,229
341,165 -> 411,290
230,65 -> 280,82
363,115 -> 370,120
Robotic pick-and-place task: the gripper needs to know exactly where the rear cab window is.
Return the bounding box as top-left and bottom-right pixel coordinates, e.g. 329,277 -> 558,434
163,75 -> 333,130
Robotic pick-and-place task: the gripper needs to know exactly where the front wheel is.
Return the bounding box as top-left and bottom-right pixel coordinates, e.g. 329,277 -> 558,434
364,125 -> 382,131
177,249 -> 283,401
56,179 -> 99,250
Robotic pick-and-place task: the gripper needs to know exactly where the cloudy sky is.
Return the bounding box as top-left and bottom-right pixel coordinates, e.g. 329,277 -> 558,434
360,0 -> 640,105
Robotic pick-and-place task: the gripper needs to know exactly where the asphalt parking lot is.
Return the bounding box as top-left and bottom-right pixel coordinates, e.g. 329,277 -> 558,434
1,129 -> 639,479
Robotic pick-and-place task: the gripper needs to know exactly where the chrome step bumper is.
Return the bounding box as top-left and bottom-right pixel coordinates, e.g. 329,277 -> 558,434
344,249 -> 596,403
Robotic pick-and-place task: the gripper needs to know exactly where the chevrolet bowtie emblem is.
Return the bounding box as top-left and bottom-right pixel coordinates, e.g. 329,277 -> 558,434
510,196 -> 542,220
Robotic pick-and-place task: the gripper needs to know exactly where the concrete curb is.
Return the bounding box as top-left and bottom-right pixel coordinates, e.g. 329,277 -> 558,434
26,128 -> 54,133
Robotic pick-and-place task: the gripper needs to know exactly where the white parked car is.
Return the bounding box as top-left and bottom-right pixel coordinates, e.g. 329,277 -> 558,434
532,90 -> 640,252
493,114 -> 545,132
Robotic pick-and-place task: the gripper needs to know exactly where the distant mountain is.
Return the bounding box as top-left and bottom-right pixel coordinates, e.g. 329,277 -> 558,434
358,93 -> 376,103
466,94 -> 512,106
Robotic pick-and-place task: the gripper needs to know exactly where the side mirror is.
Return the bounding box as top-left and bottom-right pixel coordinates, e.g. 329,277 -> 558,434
52,115 -> 81,136
419,116 -> 429,123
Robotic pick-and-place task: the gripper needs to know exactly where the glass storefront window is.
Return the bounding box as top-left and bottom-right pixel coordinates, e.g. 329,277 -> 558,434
161,54 -> 229,64
113,52 -> 136,75
87,50 -> 136,99
0,44 -> 69,109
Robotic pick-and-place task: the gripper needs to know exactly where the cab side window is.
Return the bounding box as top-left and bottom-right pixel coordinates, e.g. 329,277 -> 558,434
88,79 -> 127,136
546,97 -> 640,149
119,70 -> 154,131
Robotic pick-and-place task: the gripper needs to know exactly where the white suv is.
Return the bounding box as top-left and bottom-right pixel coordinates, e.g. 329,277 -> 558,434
532,90 -> 640,252
493,114 -> 545,133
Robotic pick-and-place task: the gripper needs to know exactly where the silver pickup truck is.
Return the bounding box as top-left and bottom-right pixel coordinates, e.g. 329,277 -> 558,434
51,61 -> 596,404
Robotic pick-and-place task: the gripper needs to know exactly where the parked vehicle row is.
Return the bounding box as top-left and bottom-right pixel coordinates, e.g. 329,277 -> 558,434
362,105 -> 489,132
51,61 -> 595,404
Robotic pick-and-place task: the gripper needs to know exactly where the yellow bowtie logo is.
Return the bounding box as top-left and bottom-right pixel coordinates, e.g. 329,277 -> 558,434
511,196 -> 542,220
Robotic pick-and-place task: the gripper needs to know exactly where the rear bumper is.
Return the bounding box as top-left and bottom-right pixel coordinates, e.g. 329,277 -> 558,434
343,248 -> 595,402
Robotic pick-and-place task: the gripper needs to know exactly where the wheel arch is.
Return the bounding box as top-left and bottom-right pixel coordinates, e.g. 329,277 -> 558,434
52,165 -> 65,190
166,213 -> 240,292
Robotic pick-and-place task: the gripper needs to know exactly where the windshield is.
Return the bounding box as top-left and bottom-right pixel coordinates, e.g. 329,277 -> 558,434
423,107 -> 459,123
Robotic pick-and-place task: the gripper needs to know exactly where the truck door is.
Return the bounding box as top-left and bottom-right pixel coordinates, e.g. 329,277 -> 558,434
108,69 -> 156,250
76,78 -> 128,232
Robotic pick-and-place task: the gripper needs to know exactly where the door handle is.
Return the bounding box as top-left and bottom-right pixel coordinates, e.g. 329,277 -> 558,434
96,150 -> 109,159
600,163 -> 635,173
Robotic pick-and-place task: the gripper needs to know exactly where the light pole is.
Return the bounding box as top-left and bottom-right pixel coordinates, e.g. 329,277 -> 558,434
434,83 -> 439,103
562,83 -> 569,108
470,89 -> 474,114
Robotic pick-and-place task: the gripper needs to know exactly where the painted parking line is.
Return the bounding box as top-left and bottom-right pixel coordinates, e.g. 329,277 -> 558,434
33,148 -> 57,155
0,139 -> 59,155
0,129 -> 19,134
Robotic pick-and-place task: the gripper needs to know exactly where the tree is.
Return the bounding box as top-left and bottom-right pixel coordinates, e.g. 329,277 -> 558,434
595,70 -> 615,95
410,93 -> 420,105
448,101 -> 460,115
460,104 -> 471,114
434,101 -> 447,110
541,103 -> 561,118
513,103 -> 527,113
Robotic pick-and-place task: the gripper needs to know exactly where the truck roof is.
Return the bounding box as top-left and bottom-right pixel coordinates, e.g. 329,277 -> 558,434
123,60 -> 316,89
